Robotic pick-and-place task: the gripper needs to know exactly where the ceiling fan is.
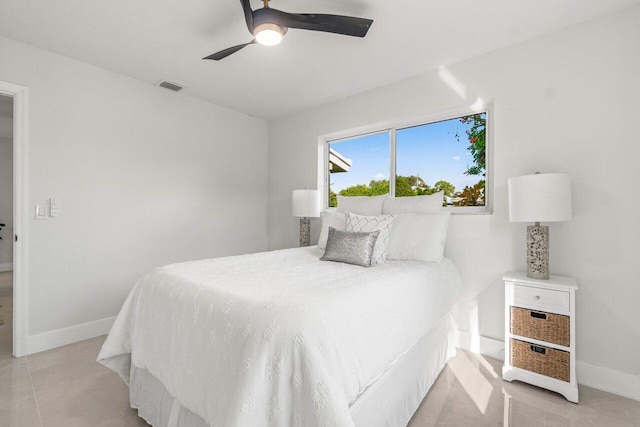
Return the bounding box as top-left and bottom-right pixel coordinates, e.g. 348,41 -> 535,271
203,0 -> 373,61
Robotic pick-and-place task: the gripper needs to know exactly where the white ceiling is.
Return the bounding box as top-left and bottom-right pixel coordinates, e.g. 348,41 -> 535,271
0,0 -> 637,119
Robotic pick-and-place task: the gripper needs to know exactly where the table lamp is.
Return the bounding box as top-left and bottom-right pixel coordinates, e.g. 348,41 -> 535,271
508,172 -> 572,279
292,189 -> 321,247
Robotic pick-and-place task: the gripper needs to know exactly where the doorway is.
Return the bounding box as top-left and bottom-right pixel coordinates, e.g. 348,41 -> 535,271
0,80 -> 26,357
0,94 -> 13,359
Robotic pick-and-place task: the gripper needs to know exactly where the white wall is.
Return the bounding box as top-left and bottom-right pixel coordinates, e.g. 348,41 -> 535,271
268,6 -> 640,396
0,36 -> 269,349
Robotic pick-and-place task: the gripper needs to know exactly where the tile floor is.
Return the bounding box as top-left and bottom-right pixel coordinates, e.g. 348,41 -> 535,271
0,274 -> 638,426
408,350 -> 640,427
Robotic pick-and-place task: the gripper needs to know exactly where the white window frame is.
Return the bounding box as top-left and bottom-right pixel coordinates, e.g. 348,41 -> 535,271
317,101 -> 493,215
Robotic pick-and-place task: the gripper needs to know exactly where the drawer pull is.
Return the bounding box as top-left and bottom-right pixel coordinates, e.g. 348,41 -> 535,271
533,295 -> 541,300
530,345 -> 546,355
530,311 -> 547,320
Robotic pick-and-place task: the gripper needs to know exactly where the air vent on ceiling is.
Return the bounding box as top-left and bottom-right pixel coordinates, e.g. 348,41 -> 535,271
156,81 -> 185,92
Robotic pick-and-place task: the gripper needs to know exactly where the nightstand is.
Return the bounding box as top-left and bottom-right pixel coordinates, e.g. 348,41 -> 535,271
502,271 -> 579,403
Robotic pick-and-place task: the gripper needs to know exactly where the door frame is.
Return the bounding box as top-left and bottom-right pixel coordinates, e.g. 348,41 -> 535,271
0,81 -> 28,357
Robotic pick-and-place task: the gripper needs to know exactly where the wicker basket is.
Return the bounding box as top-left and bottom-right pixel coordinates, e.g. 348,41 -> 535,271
510,306 -> 570,347
510,339 -> 570,382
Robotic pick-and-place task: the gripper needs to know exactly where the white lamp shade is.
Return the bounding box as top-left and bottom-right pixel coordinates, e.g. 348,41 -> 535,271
292,189 -> 321,218
508,173 -> 572,222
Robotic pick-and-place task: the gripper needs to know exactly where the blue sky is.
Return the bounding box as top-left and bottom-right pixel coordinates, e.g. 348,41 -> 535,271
330,115 -> 486,194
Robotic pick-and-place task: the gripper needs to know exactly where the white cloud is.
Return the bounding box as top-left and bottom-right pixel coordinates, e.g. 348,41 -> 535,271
374,172 -> 386,180
452,156 -> 461,161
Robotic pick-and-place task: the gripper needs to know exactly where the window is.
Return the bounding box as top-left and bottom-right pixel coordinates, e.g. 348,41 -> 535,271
326,107 -> 490,212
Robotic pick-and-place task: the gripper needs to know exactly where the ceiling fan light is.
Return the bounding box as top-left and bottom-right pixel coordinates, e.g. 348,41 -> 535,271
254,23 -> 285,46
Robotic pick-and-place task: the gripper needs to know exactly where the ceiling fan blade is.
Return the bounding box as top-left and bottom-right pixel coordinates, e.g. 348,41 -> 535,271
203,40 -> 255,61
239,0 -> 254,33
254,8 -> 373,37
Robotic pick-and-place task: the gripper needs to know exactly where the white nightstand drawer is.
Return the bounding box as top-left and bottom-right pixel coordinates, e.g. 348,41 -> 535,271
513,284 -> 570,314
510,306 -> 570,346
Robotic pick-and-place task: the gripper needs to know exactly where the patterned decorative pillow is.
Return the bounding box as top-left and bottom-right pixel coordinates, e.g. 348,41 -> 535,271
345,212 -> 395,265
320,227 -> 380,267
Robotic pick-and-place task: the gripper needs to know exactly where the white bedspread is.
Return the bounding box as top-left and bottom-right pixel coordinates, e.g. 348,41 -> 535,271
98,246 -> 461,427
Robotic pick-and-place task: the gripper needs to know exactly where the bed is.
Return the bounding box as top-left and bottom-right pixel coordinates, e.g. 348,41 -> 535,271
99,192 -> 462,426
98,243 -> 462,427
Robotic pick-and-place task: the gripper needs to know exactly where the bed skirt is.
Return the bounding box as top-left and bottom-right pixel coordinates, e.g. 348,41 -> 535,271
128,314 -> 455,427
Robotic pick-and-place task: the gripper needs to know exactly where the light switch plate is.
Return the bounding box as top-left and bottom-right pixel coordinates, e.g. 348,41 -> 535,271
35,205 -> 47,219
50,198 -> 60,217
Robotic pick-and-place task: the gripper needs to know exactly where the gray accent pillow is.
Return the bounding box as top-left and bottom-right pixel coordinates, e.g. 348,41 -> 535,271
320,227 -> 380,267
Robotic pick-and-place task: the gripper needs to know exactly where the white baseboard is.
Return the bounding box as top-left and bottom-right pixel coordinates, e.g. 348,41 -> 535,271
27,316 -> 115,355
577,360 -> 640,402
455,329 -> 505,361
456,329 -> 640,402
0,262 -> 12,272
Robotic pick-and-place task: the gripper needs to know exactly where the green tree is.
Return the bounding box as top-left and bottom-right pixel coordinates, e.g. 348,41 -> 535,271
339,184 -> 373,197
368,179 -> 390,196
395,176 -> 417,197
328,188 -> 337,207
457,114 -> 486,176
453,181 -> 485,206
335,176 -> 456,206
433,180 -> 455,198
405,175 -> 425,188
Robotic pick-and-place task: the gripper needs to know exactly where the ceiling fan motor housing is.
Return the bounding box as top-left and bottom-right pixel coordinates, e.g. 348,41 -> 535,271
254,22 -> 287,46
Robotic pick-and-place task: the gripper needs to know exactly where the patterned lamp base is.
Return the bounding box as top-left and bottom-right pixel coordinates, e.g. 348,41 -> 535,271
299,218 -> 311,247
526,223 -> 549,280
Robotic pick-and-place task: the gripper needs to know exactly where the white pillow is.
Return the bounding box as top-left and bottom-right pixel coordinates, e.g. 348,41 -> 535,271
386,212 -> 451,262
345,212 -> 395,265
317,211 -> 346,250
336,194 -> 387,216
382,192 -> 444,214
